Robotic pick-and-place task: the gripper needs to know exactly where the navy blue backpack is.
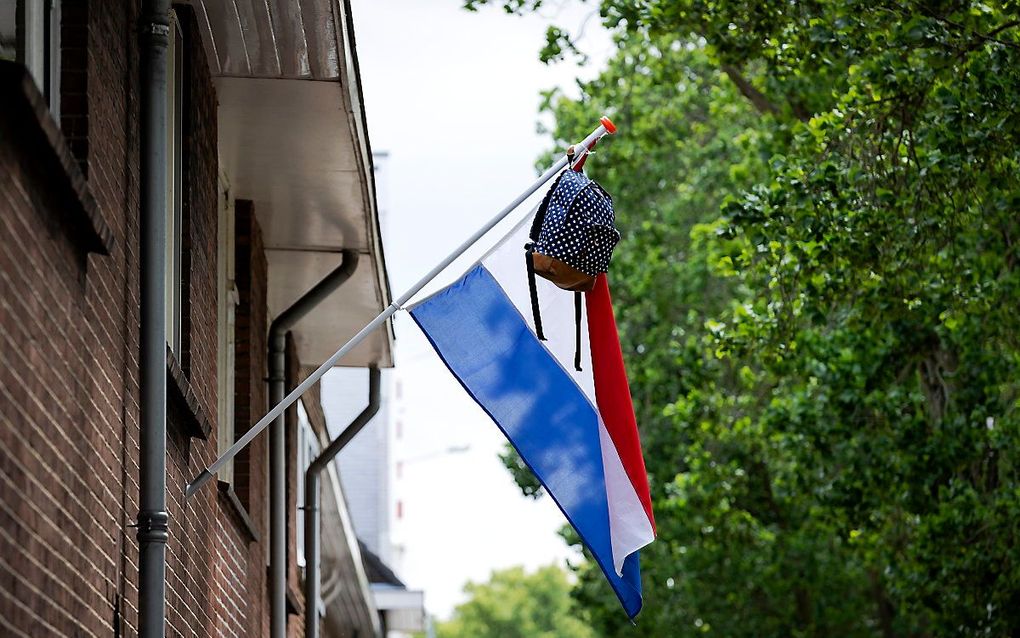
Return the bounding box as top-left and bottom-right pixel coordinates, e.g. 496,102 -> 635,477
525,165 -> 620,369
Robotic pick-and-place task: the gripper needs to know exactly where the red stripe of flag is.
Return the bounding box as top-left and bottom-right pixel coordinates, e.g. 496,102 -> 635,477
586,274 -> 656,531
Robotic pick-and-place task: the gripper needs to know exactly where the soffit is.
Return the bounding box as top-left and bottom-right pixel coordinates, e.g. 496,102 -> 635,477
192,0 -> 341,80
193,0 -> 393,368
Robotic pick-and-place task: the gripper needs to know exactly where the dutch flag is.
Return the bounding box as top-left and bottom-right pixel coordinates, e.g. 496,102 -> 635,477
410,215 -> 656,618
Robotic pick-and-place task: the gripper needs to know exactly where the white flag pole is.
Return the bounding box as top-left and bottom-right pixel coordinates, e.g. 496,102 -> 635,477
186,116 -> 617,498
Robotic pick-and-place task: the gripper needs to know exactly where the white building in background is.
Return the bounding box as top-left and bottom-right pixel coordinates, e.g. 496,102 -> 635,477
320,152 -> 424,635
323,359 -> 424,636
328,367 -> 397,565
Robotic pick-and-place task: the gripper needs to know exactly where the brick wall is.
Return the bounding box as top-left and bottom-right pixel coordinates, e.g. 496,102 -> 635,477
0,101 -> 123,637
0,0 -> 387,633
231,198 -> 271,637
164,6 -> 263,638
0,1 -> 284,636
0,1 -> 139,635
160,192 -> 272,638
233,199 -> 268,517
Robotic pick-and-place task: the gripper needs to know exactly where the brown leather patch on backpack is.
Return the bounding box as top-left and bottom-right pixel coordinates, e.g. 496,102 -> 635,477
531,252 -> 597,292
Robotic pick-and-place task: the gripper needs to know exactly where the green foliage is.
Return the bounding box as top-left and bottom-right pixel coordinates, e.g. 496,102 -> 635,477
470,1 -> 1020,636
432,565 -> 595,638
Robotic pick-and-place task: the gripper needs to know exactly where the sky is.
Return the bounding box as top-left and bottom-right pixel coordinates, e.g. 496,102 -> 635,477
320,0 -> 615,621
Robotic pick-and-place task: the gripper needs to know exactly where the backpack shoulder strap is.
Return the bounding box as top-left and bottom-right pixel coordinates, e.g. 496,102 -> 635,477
573,291 -> 583,372
529,169 -> 570,241
525,243 -> 546,341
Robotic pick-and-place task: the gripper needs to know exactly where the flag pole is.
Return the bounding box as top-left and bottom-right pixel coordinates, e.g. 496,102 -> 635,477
185,116 -> 617,499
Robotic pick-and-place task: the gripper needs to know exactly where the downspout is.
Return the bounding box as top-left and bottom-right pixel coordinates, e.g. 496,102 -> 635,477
137,2 -> 170,638
305,367 -> 381,638
269,249 -> 360,638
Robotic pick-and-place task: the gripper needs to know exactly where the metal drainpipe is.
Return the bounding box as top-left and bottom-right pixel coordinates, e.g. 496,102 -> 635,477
305,367 -> 381,638
269,249 -> 360,638
137,1 -> 171,637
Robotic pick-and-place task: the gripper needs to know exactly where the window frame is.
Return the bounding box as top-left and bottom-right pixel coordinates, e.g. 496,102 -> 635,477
216,172 -> 239,482
2,0 -> 60,116
43,0 -> 58,117
295,399 -> 320,568
165,8 -> 184,354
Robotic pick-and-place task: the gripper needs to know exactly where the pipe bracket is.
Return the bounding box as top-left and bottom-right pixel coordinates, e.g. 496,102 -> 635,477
135,510 -> 170,544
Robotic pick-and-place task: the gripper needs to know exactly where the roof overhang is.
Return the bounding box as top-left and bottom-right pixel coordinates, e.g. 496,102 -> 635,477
191,0 -> 393,368
359,539 -> 426,633
320,462 -> 381,636
372,586 -> 426,633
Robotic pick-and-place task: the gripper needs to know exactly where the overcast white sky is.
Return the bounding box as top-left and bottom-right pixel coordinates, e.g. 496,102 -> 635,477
322,0 -> 614,621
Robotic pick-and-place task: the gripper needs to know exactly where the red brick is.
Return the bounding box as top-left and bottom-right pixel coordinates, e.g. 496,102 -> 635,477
0,3 -> 309,637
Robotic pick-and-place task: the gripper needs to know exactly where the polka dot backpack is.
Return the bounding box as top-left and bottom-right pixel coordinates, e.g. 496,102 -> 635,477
525,153 -> 620,370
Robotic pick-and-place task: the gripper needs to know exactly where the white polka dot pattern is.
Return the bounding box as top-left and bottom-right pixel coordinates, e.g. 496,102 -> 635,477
533,170 -> 621,276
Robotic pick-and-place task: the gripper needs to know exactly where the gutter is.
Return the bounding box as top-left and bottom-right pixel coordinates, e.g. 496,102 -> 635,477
137,2 -> 171,637
268,249 -> 360,638
305,367 -> 381,638
334,0 -> 394,348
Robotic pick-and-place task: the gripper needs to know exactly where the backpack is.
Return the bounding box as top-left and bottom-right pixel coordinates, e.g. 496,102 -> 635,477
525,166 -> 620,370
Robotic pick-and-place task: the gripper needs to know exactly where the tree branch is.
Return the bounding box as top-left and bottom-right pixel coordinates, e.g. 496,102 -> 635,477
868,569 -> 897,638
721,64 -> 781,116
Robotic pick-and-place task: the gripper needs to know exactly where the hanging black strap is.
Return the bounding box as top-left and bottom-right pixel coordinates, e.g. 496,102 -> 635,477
573,291 -> 583,371
525,243 -> 546,341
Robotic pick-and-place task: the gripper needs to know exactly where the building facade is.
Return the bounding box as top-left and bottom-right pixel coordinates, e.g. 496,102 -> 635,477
0,1 -> 390,636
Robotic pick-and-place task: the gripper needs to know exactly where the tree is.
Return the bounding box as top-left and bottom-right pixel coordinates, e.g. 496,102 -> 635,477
432,565 -> 595,638
471,2 -> 1020,637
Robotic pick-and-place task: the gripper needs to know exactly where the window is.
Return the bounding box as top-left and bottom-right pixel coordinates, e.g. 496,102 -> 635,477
165,9 -> 183,353
216,174 -> 238,482
295,400 -> 320,567
1,0 -> 61,116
